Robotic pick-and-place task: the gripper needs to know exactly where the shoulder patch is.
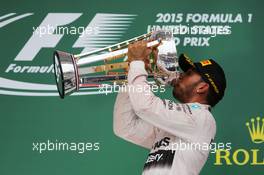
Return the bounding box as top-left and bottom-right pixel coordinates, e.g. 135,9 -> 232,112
189,104 -> 201,110
166,102 -> 196,115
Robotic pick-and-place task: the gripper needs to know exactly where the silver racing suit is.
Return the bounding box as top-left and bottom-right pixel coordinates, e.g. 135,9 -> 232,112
113,61 -> 216,175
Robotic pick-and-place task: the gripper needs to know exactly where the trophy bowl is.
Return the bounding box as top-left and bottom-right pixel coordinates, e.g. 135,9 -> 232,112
53,50 -> 79,98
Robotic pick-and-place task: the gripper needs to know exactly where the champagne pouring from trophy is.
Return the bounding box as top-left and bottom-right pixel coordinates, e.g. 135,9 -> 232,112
53,30 -> 179,98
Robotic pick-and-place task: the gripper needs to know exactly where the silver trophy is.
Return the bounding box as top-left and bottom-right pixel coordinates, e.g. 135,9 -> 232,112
53,30 -> 178,98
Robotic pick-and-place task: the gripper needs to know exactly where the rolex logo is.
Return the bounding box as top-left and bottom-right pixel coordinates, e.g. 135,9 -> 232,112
246,117 -> 264,144
214,116 -> 264,166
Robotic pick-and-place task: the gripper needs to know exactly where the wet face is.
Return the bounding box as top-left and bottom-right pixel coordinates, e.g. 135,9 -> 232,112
171,68 -> 203,103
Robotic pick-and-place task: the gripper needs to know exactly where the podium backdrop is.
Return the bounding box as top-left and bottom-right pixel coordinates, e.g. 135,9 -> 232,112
0,0 -> 263,174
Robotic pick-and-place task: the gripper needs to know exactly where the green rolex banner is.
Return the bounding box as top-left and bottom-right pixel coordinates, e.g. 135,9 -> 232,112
0,0 -> 263,174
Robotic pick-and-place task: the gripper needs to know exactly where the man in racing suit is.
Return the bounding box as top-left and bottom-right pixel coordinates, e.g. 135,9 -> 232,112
113,41 -> 226,175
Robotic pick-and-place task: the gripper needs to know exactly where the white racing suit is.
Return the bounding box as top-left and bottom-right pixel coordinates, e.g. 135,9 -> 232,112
113,61 -> 216,175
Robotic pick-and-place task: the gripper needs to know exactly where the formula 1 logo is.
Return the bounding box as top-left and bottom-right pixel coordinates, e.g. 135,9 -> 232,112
0,13 -> 136,96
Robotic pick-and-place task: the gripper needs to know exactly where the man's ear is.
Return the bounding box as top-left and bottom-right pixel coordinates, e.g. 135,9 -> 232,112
196,82 -> 209,94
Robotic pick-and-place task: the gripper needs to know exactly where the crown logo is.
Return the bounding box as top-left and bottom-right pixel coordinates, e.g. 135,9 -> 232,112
246,117 -> 264,144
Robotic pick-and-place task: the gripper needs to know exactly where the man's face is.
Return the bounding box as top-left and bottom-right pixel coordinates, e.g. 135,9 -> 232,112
171,68 -> 203,103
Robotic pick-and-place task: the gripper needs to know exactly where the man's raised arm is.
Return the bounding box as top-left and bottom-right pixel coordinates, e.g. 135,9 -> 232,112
113,89 -> 156,149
